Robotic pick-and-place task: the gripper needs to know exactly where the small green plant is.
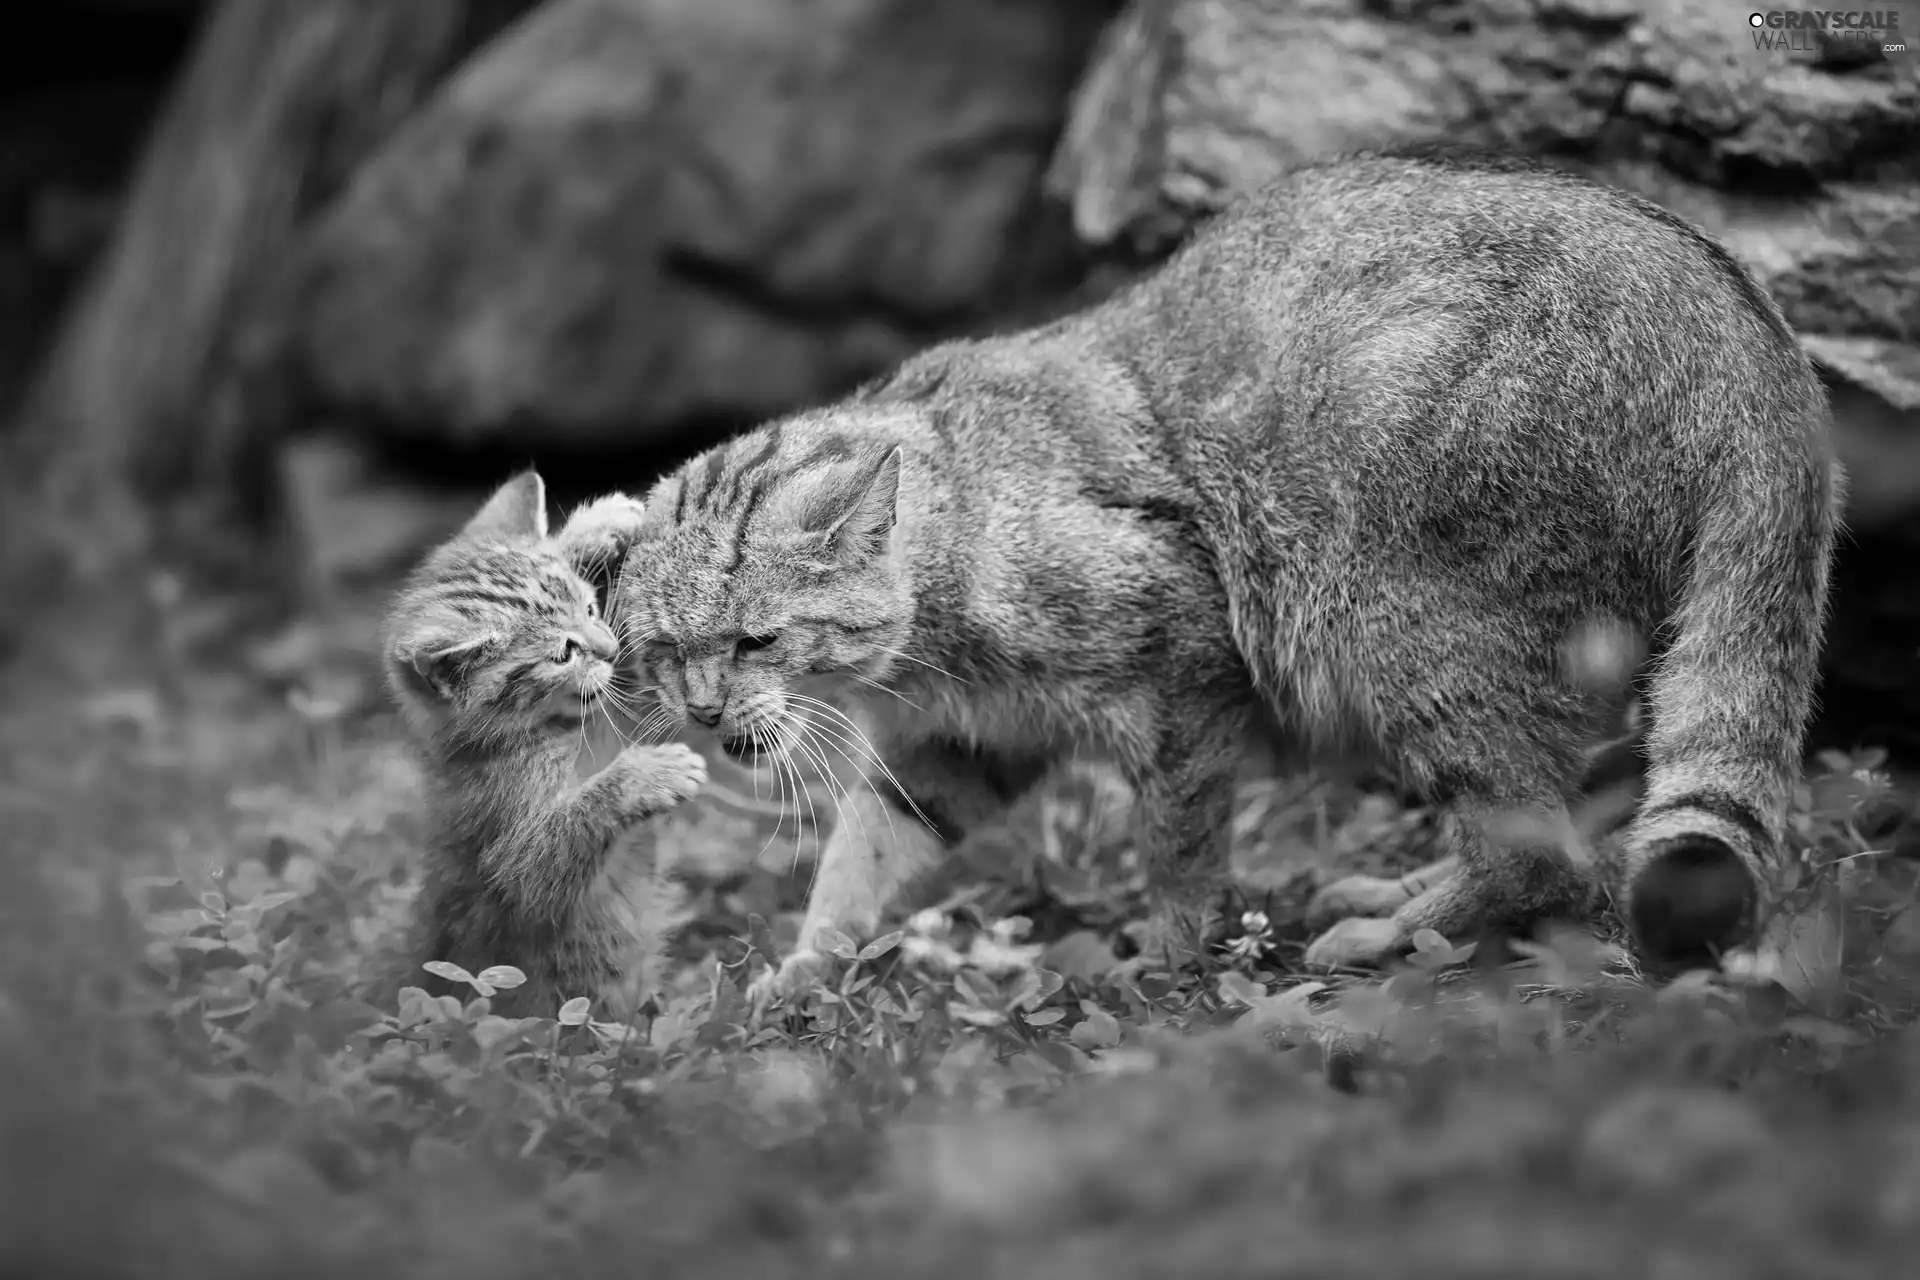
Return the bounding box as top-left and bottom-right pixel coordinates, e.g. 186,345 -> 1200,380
12,633 -> 1920,1280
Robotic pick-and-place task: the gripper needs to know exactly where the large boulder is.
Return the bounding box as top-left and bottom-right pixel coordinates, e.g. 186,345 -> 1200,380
1050,0 -> 1919,410
290,0 -> 1116,450
1048,0 -> 1920,755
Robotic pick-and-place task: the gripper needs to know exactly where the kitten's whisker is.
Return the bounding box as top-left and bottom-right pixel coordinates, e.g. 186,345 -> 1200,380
646,706 -> 682,742
592,688 -> 631,747
597,687 -> 649,737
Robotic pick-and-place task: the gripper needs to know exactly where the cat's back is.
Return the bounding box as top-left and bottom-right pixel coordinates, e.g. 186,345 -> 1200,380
1141,149 -> 1790,348
1089,148 -> 1823,521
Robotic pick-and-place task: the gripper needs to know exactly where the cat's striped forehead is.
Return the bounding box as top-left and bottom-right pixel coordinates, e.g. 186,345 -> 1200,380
627,419 -> 878,631
664,423 -> 874,535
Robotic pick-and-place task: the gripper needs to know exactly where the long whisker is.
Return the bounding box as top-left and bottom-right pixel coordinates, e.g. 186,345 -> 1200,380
773,730 -> 822,877
780,716 -> 858,888
589,688 -> 623,747
752,729 -> 792,869
632,706 -> 679,745
597,685 -> 654,734
783,693 -> 934,834
786,707 -> 899,856
871,645 -> 967,685
849,671 -> 923,712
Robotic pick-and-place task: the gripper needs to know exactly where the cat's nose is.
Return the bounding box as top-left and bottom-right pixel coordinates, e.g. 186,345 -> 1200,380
583,620 -> 619,660
686,702 -> 723,727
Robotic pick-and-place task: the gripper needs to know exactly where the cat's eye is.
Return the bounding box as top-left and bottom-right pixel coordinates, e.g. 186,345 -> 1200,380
735,633 -> 778,655
558,638 -> 583,663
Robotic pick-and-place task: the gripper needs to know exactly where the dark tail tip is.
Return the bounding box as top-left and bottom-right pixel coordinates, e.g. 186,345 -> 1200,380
1628,836 -> 1759,968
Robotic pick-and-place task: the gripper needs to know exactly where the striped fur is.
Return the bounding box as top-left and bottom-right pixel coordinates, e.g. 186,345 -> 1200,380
616,148 -> 1841,982
379,472 -> 705,1019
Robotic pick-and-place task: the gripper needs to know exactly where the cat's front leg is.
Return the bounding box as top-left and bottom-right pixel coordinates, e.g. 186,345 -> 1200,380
751,786 -> 946,1005
750,738 -> 1047,1005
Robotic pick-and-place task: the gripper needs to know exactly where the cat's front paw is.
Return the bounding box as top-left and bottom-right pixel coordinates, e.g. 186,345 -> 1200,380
747,949 -> 831,1009
1303,916 -> 1409,969
616,742 -> 708,815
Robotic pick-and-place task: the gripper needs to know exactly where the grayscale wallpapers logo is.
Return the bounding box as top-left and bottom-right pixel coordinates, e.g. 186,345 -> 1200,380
1748,10 -> 1907,53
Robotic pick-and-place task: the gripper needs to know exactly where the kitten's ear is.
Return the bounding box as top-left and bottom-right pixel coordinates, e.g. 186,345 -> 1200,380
394,635 -> 495,703
820,446 -> 901,564
463,471 -> 548,543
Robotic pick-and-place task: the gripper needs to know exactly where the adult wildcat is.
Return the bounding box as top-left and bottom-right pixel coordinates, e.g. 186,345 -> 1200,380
614,148 -> 1840,991
383,472 -> 706,1020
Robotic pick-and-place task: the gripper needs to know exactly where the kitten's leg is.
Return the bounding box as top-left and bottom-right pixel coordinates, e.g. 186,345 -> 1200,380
490,743 -> 707,920
755,739 -> 1048,1000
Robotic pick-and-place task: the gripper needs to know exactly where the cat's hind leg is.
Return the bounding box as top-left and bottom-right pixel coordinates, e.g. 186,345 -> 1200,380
1298,591 -> 1606,968
1309,855 -> 1460,921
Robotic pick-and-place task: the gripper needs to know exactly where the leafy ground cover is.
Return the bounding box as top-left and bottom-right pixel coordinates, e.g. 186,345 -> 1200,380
7,584 -> 1920,1279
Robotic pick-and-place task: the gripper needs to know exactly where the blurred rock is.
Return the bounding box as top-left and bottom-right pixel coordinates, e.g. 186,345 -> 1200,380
277,434 -> 474,590
292,0 -> 1115,450
1050,0 -> 1920,756
1051,0 -> 1920,406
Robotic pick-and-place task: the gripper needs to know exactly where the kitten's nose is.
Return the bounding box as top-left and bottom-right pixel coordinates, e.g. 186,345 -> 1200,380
686,703 -> 723,727
583,619 -> 619,661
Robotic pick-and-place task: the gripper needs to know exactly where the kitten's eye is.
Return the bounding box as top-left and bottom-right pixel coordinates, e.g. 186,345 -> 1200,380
558,638 -> 583,663
584,597 -> 600,618
735,633 -> 778,655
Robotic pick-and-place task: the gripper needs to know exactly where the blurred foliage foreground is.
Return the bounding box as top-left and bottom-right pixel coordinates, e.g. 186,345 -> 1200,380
8,593 -> 1920,1280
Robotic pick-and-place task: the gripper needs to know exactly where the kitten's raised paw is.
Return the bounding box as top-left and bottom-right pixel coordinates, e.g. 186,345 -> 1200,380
1309,873 -> 1420,922
1303,916 -> 1409,969
558,494 -> 649,570
748,949 -> 831,1009
617,742 -> 708,813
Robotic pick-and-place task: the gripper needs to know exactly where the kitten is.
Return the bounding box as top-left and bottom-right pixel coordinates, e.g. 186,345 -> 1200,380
382,471 -> 707,1020
615,147 -> 1840,991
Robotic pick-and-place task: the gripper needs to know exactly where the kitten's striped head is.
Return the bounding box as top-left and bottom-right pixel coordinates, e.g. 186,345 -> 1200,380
384,472 -> 622,747
616,412 -> 914,760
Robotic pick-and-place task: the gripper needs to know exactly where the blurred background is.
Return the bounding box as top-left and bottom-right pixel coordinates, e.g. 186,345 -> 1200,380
3,0 -> 1917,760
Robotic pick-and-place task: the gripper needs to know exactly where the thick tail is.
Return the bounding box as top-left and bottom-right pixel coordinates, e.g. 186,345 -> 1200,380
1621,384 -> 1843,969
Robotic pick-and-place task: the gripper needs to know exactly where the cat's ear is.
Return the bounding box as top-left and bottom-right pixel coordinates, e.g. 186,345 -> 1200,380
819,446 -> 901,564
463,471 -> 548,543
394,635 -> 495,703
